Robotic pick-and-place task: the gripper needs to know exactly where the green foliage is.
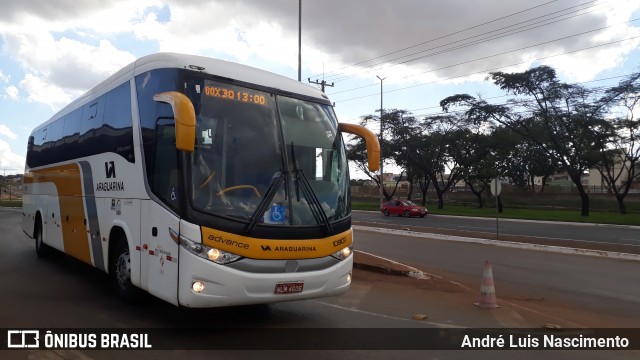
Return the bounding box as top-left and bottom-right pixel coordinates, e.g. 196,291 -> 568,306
347,65 -> 640,217
351,199 -> 640,226
0,200 -> 22,207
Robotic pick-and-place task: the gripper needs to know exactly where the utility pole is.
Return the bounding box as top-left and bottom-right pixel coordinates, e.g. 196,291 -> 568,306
307,78 -> 334,92
298,0 -> 302,82
376,75 -> 386,208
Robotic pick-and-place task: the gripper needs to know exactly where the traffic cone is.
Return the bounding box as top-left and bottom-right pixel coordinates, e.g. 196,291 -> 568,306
475,260 -> 500,308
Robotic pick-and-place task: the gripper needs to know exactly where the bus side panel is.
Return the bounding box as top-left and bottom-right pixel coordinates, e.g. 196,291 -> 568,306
23,174 -> 65,251
44,185 -> 64,252
97,197 -> 142,283
59,193 -> 92,264
44,164 -> 93,264
139,200 -> 151,290
21,179 -> 36,238
21,199 -> 35,238
140,199 -> 179,306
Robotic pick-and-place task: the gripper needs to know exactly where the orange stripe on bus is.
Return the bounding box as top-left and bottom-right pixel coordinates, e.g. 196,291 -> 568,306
202,227 -> 352,260
28,164 -> 92,265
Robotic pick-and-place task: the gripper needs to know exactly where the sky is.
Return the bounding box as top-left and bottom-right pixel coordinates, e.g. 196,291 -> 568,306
1,0 -> 640,177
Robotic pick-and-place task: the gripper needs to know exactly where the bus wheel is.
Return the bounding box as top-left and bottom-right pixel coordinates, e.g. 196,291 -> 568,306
111,237 -> 140,303
35,220 -> 50,258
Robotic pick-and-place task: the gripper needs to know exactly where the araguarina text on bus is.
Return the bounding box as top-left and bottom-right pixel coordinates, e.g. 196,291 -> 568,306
96,181 -> 125,192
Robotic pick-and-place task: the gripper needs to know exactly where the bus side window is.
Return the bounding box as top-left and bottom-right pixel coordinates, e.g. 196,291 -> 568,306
46,119 -> 64,165
103,82 -> 134,162
151,119 -> 179,211
30,128 -> 46,168
61,109 -> 82,160
80,98 -> 105,144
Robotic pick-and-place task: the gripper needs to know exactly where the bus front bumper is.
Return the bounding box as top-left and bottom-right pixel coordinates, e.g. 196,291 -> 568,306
177,247 -> 353,308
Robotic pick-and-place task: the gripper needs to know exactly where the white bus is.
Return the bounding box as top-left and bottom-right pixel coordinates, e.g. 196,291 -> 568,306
22,53 -> 379,307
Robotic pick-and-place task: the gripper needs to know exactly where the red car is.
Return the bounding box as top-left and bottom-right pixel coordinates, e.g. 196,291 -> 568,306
381,200 -> 427,217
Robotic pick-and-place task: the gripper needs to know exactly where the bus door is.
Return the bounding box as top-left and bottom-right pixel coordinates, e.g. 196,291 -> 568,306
139,119 -> 181,305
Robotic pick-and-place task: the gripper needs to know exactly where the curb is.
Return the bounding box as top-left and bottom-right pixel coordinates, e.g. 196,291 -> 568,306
353,250 -> 429,279
353,225 -> 640,262
351,209 -> 640,229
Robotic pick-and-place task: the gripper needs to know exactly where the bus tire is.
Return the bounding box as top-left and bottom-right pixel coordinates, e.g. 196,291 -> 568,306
34,217 -> 50,258
111,236 -> 141,303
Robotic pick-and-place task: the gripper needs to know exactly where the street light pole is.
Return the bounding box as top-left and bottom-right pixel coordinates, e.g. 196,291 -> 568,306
298,0 -> 302,82
376,75 -> 386,208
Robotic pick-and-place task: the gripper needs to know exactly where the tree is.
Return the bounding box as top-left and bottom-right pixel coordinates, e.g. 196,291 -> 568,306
441,66 -> 611,216
346,109 -> 408,201
378,110 -> 430,204
382,112 -> 464,209
450,130 -> 500,208
345,136 -> 395,200
495,126 -> 559,193
593,72 -> 640,214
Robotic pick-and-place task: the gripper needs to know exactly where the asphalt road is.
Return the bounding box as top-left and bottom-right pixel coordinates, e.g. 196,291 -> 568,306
0,207 -> 436,360
1,207 -> 639,359
353,210 -> 640,251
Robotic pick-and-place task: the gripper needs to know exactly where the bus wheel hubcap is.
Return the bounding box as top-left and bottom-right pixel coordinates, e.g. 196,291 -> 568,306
116,252 -> 131,288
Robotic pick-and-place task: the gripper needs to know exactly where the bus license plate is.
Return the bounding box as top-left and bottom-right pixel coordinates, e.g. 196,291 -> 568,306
274,281 -> 304,294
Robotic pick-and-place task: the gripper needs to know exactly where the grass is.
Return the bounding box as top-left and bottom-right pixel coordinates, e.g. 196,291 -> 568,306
352,200 -> 640,226
0,199 -> 21,207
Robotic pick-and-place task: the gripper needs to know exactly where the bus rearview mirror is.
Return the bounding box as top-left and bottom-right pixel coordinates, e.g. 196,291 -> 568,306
153,91 -> 196,152
338,123 -> 380,172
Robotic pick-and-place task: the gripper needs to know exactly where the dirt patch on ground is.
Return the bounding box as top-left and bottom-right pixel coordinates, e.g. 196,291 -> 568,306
352,266 -> 471,294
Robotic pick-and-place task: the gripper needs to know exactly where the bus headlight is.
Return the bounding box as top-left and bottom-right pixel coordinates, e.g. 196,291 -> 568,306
207,248 -> 221,261
179,234 -> 241,265
331,244 -> 353,260
192,280 -> 205,293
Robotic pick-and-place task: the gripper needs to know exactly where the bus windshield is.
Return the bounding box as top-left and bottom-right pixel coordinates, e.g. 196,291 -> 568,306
189,79 -> 349,226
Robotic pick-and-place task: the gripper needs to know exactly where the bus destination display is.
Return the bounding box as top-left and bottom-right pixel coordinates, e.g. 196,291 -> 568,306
204,84 -> 267,105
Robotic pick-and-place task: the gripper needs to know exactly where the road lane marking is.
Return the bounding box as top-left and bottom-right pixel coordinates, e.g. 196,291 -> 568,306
456,225 -> 492,231
311,300 -> 463,328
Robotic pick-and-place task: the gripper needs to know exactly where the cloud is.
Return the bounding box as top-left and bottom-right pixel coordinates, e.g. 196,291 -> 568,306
18,74 -> 75,108
128,0 -> 640,84
0,1 -> 145,107
0,0 -> 108,23
4,85 -> 19,100
0,139 -> 25,170
3,30 -> 136,88
0,125 -> 17,139
1,0 -> 640,110
2,29 -> 136,107
0,70 -> 9,83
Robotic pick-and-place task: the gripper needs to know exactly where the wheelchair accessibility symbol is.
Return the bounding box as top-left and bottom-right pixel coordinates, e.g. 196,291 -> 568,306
269,203 -> 285,223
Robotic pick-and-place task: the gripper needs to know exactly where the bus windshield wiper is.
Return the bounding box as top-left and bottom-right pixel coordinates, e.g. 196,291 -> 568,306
245,170 -> 286,235
290,143 -> 332,232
